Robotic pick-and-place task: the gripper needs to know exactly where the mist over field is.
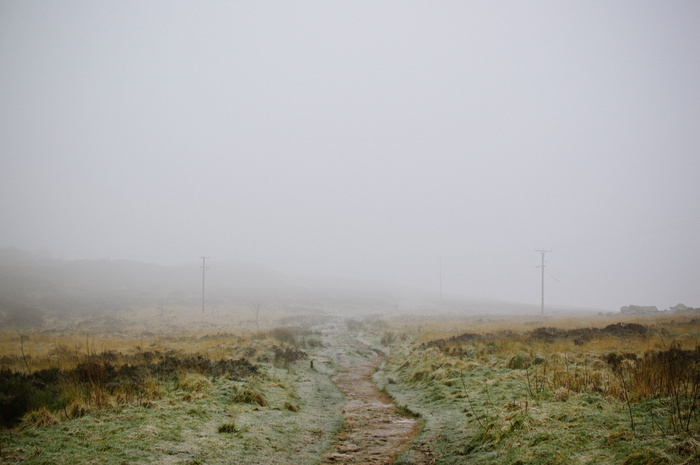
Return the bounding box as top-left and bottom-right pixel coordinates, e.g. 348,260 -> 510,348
0,248 -> 558,326
1,2 -> 699,312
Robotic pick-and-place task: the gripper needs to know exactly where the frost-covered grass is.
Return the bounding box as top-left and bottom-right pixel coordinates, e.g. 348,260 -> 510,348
0,316 -> 345,464
1,366 -> 344,464
4,310 -> 700,464
375,314 -> 700,465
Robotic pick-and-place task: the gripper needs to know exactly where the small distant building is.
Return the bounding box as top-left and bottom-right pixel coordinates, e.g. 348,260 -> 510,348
669,303 -> 699,313
620,305 -> 659,315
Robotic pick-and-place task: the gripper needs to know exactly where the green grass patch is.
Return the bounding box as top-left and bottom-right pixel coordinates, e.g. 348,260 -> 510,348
1,329 -> 345,465
378,323 -> 700,465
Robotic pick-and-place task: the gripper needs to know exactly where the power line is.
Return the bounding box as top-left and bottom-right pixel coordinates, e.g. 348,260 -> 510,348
546,271 -> 606,311
557,215 -> 700,251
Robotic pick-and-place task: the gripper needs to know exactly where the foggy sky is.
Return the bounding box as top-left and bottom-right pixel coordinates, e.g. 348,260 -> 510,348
1,1 -> 699,311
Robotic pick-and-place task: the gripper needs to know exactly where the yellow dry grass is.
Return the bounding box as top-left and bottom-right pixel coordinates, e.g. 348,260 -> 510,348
0,304 -> 311,373
385,312 -> 700,356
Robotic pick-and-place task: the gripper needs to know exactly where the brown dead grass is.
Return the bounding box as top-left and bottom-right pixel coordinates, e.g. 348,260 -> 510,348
0,306 -> 317,374
387,313 -> 700,357
20,407 -> 60,429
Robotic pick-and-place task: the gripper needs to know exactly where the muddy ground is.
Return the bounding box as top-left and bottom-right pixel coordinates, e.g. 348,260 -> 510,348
321,338 -> 420,464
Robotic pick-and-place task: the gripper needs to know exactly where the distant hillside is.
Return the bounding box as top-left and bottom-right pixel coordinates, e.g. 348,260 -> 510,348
0,249 -> 409,325
0,248 -> 602,328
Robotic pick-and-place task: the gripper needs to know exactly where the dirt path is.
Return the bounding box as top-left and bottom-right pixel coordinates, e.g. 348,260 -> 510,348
321,344 -> 419,464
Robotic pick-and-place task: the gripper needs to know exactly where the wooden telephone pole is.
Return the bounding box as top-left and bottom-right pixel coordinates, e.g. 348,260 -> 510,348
200,256 -> 210,314
535,249 -> 550,316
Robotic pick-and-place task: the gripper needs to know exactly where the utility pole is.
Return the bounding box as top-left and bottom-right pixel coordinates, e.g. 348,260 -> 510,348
535,249 -> 550,316
200,256 -> 210,314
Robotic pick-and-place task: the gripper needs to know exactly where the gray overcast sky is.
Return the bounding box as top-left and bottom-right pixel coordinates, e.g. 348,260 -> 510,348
1,1 -> 699,310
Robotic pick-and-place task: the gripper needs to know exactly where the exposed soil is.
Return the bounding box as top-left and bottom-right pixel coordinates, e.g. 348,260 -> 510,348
322,343 -> 420,464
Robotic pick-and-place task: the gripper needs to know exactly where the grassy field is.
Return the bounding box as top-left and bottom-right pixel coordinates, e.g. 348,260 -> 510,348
0,308 -> 346,464
375,313 -> 700,464
2,308 -> 700,464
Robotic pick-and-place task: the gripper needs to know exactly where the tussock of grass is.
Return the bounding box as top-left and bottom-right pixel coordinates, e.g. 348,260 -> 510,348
64,400 -> 90,419
507,351 -> 531,369
410,367 -> 431,382
178,373 -> 212,392
284,401 -> 299,412
218,421 -> 237,433
141,377 -> 163,398
428,368 -> 450,381
232,386 -> 267,406
20,407 -> 59,429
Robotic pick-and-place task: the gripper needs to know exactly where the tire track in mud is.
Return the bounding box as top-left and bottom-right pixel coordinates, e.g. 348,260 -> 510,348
321,340 -> 419,465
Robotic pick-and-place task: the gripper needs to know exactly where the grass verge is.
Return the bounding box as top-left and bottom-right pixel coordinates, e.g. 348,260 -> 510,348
374,315 -> 700,465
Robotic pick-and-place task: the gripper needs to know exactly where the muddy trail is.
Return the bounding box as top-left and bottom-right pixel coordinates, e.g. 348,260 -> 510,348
321,338 -> 420,465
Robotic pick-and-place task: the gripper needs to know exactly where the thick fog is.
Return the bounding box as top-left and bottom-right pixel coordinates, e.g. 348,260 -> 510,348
1,2 -> 698,311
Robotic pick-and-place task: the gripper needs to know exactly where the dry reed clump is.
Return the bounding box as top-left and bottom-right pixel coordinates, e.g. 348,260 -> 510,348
140,377 -> 163,398
232,386 -> 267,406
63,400 -> 90,419
54,380 -> 113,420
507,352 -> 532,369
178,373 -> 213,392
20,407 -> 59,429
